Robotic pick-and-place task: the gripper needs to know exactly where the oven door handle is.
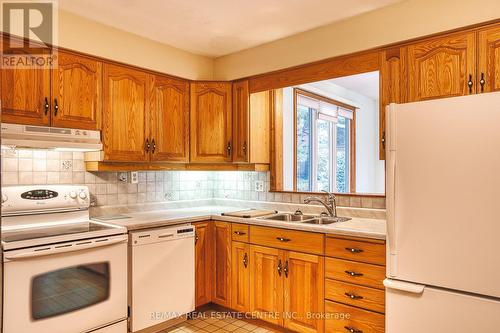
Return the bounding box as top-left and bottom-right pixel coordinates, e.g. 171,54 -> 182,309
4,236 -> 127,260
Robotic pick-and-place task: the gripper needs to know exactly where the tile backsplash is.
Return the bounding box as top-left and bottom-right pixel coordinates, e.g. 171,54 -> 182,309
1,149 -> 385,209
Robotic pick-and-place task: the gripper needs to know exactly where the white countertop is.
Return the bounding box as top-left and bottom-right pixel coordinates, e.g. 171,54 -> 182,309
93,205 -> 386,240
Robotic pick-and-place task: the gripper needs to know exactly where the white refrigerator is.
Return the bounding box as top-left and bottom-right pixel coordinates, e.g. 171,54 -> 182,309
385,91 -> 500,332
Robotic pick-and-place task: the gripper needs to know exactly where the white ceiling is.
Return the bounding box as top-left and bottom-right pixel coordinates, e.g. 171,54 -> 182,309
59,0 -> 402,57
329,71 -> 380,100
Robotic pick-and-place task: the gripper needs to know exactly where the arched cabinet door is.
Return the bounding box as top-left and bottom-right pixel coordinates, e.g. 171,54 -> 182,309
51,51 -> 102,130
478,25 -> 500,93
407,32 -> 476,102
190,82 -> 233,163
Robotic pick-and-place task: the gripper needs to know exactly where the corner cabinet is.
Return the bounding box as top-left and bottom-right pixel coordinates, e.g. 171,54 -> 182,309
193,221 -> 213,307
149,75 -> 190,162
190,82 -> 233,163
212,221 -> 232,307
231,241 -> 250,312
406,31 -> 476,102
101,64 -> 149,162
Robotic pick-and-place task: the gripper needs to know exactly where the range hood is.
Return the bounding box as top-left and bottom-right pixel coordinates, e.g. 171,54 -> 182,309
1,123 -> 102,151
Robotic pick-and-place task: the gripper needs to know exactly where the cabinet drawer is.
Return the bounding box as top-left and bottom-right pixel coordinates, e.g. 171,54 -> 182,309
249,226 -> 324,255
325,301 -> 384,333
325,258 -> 385,290
326,236 -> 385,265
232,223 -> 249,242
325,279 -> 385,313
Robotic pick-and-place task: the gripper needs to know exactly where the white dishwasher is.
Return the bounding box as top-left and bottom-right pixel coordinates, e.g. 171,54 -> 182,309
129,224 -> 195,332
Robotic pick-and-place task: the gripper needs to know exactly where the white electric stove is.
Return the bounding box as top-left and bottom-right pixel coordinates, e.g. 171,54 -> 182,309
1,185 -> 128,333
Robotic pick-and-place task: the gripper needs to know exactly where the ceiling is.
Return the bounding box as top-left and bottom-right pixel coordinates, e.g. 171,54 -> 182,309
59,0 -> 402,57
329,71 -> 380,100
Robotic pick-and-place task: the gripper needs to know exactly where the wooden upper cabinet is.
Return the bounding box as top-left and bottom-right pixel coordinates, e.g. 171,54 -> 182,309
190,82 -> 232,163
212,221 -> 232,307
283,251 -> 324,333
194,221 -> 212,307
1,38 -> 50,125
407,32 -> 476,102
478,25 -> 500,93
231,241 -> 250,313
250,245 -> 284,326
232,80 -> 250,162
102,64 -> 149,162
149,75 -> 190,162
51,51 -> 101,130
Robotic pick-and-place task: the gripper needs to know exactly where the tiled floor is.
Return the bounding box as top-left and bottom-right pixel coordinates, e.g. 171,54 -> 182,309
161,309 -> 279,333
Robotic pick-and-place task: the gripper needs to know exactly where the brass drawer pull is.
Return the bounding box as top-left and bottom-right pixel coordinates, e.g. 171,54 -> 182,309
243,253 -> 248,268
345,270 -> 364,277
283,260 -> 289,278
345,292 -> 364,300
276,237 -> 291,242
277,260 -> 282,276
345,247 -> 364,253
234,231 -> 246,236
344,326 -> 363,333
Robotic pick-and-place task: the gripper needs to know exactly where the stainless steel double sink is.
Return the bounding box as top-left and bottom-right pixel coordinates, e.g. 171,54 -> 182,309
259,213 -> 351,225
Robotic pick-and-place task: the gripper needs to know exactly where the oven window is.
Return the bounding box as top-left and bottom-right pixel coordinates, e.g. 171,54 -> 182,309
31,263 -> 110,320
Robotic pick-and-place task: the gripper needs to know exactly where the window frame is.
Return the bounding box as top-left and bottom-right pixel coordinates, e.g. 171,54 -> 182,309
293,88 -> 356,193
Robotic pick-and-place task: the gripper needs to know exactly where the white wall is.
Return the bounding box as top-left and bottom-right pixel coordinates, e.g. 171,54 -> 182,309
280,79 -> 385,194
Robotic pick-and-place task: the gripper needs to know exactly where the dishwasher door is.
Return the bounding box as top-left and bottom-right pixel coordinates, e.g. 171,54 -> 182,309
129,225 -> 195,332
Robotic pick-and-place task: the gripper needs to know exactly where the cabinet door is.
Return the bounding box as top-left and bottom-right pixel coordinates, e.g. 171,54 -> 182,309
51,51 -> 101,129
250,245 -> 284,326
1,38 -> 50,125
231,241 -> 250,312
283,251 -> 324,333
212,221 -> 232,307
149,75 -> 190,162
407,32 -> 476,102
102,64 -> 149,162
478,25 -> 500,93
232,80 -> 249,162
190,82 -> 232,163
194,222 -> 212,307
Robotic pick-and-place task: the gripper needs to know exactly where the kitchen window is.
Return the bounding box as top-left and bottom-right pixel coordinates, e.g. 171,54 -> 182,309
294,89 -> 355,193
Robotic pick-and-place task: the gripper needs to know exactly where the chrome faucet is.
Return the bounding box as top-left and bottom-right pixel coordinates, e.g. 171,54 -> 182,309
303,191 -> 337,217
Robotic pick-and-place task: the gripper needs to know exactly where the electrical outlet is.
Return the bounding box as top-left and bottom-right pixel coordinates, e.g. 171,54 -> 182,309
130,171 -> 138,184
255,180 -> 264,192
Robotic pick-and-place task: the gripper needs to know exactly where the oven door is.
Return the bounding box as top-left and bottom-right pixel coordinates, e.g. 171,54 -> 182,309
3,234 -> 128,333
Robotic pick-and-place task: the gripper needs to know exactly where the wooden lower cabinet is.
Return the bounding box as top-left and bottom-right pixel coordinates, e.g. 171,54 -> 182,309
231,241 -> 250,312
194,221 -> 212,307
283,251 -> 324,333
325,301 -> 384,333
249,245 -> 284,326
212,221 -> 232,307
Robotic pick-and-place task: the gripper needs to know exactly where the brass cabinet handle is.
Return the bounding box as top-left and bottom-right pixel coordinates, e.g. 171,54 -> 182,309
277,260 -> 282,276
54,98 -> 59,116
344,326 -> 363,333
283,260 -> 289,278
234,231 -> 246,236
345,247 -> 364,254
243,253 -> 248,268
345,270 -> 363,277
345,292 -> 364,300
145,139 -> 150,153
195,233 -> 199,245
227,141 -> 232,156
242,141 -> 247,155
44,97 -> 49,115
480,72 -> 485,93
467,74 -> 473,93
276,237 -> 291,242
151,138 -> 156,154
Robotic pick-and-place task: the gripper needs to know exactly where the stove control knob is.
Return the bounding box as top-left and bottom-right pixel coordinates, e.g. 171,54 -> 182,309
79,191 -> 87,199
1,194 -> 7,203
69,191 -> 77,199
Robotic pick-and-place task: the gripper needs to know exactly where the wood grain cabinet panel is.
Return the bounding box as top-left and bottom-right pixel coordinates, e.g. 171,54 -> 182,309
231,223 -> 249,243
283,251 -> 324,333
232,80 -> 250,162
250,226 -> 324,255
51,51 -> 101,130
212,221 -> 232,307
407,32 -> 476,101
325,236 -> 385,266
149,75 -> 190,162
1,38 -> 50,125
325,301 -> 384,333
325,279 -> 385,314
250,245 -> 284,326
325,258 -> 385,290
231,241 -> 250,312
194,221 -> 212,307
102,64 -> 149,162
190,82 -> 232,163
478,26 -> 500,93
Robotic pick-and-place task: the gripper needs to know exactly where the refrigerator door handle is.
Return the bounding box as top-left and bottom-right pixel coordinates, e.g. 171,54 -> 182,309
386,104 -> 398,277
384,279 -> 425,294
